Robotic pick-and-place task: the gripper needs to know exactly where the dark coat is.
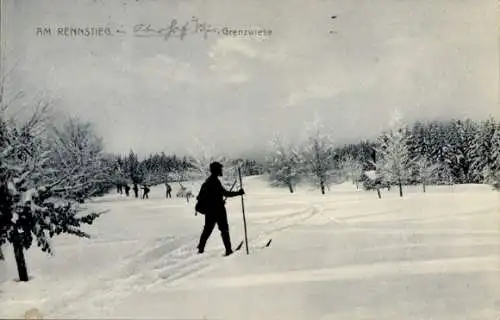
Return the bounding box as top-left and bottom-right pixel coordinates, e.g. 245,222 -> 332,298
199,175 -> 240,214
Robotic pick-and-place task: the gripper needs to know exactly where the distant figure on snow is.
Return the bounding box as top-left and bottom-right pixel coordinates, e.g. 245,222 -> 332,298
177,183 -> 193,203
165,182 -> 172,198
142,185 -> 150,199
133,183 -> 139,198
185,190 -> 193,203
176,185 -> 187,198
196,162 -> 244,256
124,184 -> 130,197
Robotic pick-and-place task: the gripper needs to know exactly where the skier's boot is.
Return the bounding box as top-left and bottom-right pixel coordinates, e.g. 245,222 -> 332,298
221,232 -> 233,257
197,228 -> 212,254
196,244 -> 204,254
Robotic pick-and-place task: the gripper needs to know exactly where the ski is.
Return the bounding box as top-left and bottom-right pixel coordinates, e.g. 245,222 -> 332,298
238,238 -> 272,250
224,239 -> 272,257
236,238 -> 272,255
222,240 -> 244,257
263,238 -> 272,248
235,240 -> 244,251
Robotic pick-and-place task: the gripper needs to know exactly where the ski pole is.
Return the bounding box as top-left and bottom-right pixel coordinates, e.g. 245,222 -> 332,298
224,179 -> 238,201
238,167 -> 249,255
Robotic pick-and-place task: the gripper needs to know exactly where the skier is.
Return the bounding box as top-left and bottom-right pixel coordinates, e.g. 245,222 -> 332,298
133,183 -> 139,198
124,184 -> 130,197
116,183 -> 123,195
142,185 -> 150,199
196,162 -> 244,256
186,190 -> 193,203
165,182 -> 172,198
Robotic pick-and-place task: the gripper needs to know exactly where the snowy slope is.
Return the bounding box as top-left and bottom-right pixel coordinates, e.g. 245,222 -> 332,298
0,176 -> 499,319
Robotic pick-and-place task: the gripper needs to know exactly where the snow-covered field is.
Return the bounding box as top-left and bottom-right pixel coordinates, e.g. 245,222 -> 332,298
1,176 -> 499,319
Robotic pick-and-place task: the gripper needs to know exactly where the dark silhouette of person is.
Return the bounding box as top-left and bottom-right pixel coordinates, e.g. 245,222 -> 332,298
133,183 -> 139,198
142,185 -> 150,199
196,162 -> 244,256
124,184 -> 130,197
165,183 -> 172,198
117,183 -> 123,195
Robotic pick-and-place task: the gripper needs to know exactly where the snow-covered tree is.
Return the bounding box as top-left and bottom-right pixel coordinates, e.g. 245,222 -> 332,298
139,152 -> 176,186
441,119 -> 477,184
359,170 -> 386,198
469,118 -> 497,183
0,109 -> 103,281
238,159 -> 264,176
48,117 -> 114,202
373,111 -> 413,197
426,121 -> 447,176
340,154 -> 364,189
109,154 -> 129,192
415,156 -> 439,192
483,122 -> 500,190
265,134 -> 302,193
301,118 -> 337,194
126,150 -> 143,184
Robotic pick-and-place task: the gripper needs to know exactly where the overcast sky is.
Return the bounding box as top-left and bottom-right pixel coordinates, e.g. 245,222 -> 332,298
3,0 -> 498,158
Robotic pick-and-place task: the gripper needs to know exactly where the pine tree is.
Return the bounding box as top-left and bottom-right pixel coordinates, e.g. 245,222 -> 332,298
406,120 -> 431,183
426,121 -> 449,183
441,119 -> 477,184
127,150 -> 143,185
469,118 -> 497,183
457,119 -> 477,183
110,154 -> 129,191
484,122 -> 500,189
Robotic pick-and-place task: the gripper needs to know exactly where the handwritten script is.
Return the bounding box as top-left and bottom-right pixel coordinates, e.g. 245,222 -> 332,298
133,17 -> 220,40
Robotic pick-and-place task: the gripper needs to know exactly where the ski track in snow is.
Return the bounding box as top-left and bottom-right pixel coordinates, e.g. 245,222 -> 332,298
45,234 -> 196,315
155,255 -> 500,291
53,188 -> 498,316
2,181 -> 499,319
49,198 -> 323,316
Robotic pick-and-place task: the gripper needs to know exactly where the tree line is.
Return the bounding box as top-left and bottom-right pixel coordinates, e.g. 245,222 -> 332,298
109,150 -> 264,192
264,115 -> 500,196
